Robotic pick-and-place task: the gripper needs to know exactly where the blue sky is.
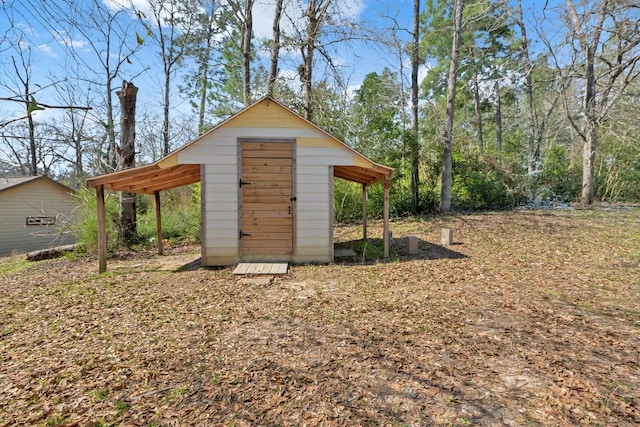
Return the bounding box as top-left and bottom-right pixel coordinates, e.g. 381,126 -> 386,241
0,0 -> 563,130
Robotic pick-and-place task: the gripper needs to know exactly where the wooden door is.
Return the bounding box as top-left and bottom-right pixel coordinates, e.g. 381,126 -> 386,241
240,141 -> 293,256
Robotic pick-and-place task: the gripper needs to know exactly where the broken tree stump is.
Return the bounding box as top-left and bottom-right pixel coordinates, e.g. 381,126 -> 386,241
26,244 -> 79,261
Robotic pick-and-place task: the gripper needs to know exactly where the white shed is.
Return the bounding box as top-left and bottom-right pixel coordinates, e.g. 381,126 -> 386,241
87,97 -> 393,271
0,176 -> 78,257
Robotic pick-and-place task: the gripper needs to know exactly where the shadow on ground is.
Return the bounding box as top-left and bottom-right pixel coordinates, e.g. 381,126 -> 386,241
334,237 -> 467,264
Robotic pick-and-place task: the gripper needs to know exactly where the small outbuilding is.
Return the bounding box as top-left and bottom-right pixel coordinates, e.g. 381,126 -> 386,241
87,96 -> 393,272
0,176 -> 78,257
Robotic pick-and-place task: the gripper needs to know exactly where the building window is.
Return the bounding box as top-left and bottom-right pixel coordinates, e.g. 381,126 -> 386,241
26,216 -> 56,226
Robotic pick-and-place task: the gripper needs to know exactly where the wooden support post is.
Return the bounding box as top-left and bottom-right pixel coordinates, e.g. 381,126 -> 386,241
96,184 -> 107,273
362,184 -> 368,241
155,190 -> 163,255
383,179 -> 391,258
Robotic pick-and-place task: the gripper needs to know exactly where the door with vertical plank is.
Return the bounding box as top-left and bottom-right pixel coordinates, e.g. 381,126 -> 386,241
240,141 -> 293,256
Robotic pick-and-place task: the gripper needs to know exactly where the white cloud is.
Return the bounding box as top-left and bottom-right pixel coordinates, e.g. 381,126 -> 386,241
36,44 -> 57,57
52,30 -> 87,50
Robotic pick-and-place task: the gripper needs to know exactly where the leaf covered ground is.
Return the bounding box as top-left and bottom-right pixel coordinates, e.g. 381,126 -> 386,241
1,208 -> 639,426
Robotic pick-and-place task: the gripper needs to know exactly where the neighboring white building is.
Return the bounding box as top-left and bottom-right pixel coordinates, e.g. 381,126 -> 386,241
0,176 -> 78,256
88,97 -> 393,270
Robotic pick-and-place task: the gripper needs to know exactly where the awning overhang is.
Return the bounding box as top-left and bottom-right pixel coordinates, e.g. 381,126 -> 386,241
86,162 -> 200,194
86,160 -> 390,194
334,164 -> 392,186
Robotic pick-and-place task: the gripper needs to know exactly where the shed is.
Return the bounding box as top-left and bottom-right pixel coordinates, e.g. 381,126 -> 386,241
87,96 -> 393,272
0,176 -> 78,256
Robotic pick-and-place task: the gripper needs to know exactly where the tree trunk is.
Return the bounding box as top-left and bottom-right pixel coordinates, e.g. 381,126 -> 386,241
301,1 -> 318,121
565,0 -> 610,206
473,74 -> 484,153
197,34 -> 212,134
27,112 -> 37,176
582,124 -> 597,205
267,0 -> 284,97
440,0 -> 464,214
516,0 -> 539,176
163,70 -> 171,156
117,80 -> 138,242
495,80 -> 503,154
105,69 -> 117,171
242,0 -> 254,105
410,0 -> 420,213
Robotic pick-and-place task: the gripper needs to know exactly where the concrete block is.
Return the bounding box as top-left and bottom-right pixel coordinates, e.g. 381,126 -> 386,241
407,236 -> 419,254
441,228 -> 453,245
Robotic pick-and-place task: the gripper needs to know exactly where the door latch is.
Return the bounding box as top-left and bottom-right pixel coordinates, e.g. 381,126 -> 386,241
239,230 -> 251,239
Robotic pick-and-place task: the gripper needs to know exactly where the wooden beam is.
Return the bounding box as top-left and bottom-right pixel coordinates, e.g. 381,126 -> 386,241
87,164 -> 161,188
96,184 -> 107,273
383,179 -> 391,258
155,191 -> 163,255
334,167 -> 379,185
362,184 -> 368,241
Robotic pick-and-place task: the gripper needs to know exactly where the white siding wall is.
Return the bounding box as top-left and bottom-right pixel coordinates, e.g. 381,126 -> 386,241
178,136 -> 239,265
0,180 -> 78,256
177,127 -> 355,265
295,147 -> 352,262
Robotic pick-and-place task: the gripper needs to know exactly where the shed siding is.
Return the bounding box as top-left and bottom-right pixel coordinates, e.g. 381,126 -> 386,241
202,159 -> 239,265
181,120 -> 360,265
0,180 -> 77,256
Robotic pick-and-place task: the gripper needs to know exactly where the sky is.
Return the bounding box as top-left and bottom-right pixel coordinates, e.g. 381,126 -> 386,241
0,0 -> 563,145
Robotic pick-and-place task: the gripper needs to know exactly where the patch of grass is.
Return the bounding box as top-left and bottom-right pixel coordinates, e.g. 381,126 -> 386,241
114,401 -> 130,416
335,238 -> 384,262
45,413 -> 67,426
88,389 -> 108,402
0,258 -> 31,276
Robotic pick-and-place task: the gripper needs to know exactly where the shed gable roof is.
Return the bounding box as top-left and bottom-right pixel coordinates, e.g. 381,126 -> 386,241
0,176 -> 75,195
87,96 -> 393,193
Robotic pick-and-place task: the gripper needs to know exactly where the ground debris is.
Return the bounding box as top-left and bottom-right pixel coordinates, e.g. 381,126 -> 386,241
1,209 -> 639,426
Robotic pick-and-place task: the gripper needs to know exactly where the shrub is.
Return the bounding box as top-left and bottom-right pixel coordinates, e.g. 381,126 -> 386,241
450,152 -> 522,211
538,145 -> 581,202
73,187 -> 120,253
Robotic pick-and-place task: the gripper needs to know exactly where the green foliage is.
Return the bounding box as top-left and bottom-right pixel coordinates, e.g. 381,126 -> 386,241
450,151 -> 524,210
334,179 -> 363,223
0,258 -> 31,276
596,135 -> 640,202
72,185 -> 201,253
73,187 -> 120,254
350,69 -> 404,163
334,172 -> 440,223
334,238 -> 384,262
135,185 -> 201,246
538,145 -> 582,202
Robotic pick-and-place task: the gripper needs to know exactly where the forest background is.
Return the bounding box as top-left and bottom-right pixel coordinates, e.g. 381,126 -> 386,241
1,0 -> 639,243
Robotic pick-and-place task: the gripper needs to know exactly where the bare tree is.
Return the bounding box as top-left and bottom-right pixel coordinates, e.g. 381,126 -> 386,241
15,0 -> 143,172
139,0 -> 198,156
10,44 -> 38,175
440,0 -> 464,214
562,0 -> 640,205
407,0 -> 420,213
285,0 -> 358,121
267,0 -> 285,97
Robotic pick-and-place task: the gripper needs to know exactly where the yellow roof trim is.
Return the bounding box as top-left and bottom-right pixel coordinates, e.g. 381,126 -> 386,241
157,152 -> 178,168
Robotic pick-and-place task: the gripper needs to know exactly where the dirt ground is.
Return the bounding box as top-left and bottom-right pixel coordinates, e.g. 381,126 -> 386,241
1,208 -> 639,426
